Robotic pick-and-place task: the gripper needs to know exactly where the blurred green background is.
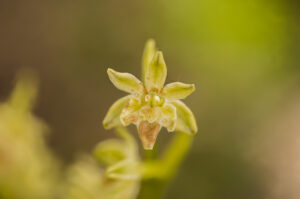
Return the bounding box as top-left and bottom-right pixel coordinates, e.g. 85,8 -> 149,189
0,0 -> 300,198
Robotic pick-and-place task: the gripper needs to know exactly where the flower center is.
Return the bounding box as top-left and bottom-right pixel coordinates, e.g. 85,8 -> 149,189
144,93 -> 164,107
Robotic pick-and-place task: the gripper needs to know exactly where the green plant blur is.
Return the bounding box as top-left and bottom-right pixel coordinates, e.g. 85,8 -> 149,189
0,0 -> 300,199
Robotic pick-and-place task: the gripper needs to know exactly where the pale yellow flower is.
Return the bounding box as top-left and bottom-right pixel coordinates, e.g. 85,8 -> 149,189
103,39 -> 197,150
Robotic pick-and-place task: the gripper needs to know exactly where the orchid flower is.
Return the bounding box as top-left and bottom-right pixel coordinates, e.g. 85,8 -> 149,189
103,39 -> 197,150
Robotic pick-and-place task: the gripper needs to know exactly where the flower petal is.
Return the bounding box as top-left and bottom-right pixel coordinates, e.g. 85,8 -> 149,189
145,51 -> 167,92
107,68 -> 144,94
138,121 -> 161,150
120,97 -> 141,126
160,103 -> 177,132
162,82 -> 195,100
106,159 -> 140,180
142,39 -> 156,83
93,139 -> 128,166
170,100 -> 197,135
103,95 -> 131,129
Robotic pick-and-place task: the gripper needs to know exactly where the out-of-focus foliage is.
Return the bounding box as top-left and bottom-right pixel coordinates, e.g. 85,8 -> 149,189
0,72 -> 59,199
61,155 -> 140,199
61,127 -> 141,199
0,73 -> 142,199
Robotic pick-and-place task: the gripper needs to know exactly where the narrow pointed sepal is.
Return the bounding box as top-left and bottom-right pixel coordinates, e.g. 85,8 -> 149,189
170,100 -> 197,135
162,82 -> 195,100
145,51 -> 167,92
107,68 -> 144,94
103,95 -> 131,129
138,121 -> 161,150
142,39 -> 156,83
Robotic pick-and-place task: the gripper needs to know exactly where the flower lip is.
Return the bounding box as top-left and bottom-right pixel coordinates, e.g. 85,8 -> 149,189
138,121 -> 161,150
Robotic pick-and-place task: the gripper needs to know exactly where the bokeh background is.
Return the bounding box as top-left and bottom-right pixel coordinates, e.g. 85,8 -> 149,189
1,0 -> 300,198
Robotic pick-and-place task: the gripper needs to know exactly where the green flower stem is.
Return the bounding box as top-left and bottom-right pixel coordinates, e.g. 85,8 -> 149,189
115,127 -> 135,145
113,127 -> 193,199
160,131 -> 193,179
144,145 -> 158,161
138,132 -> 194,199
